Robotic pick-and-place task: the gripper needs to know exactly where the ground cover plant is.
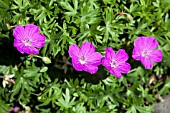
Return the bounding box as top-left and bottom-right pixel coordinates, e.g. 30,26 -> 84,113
0,0 -> 170,112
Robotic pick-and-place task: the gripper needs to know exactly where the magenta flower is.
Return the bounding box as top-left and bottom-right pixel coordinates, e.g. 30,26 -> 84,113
68,42 -> 102,74
102,47 -> 131,78
13,24 -> 46,54
132,36 -> 162,69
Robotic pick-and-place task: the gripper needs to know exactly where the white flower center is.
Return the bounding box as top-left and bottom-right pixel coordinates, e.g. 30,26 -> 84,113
110,59 -> 118,68
23,39 -> 32,46
142,50 -> 150,58
79,57 -> 86,64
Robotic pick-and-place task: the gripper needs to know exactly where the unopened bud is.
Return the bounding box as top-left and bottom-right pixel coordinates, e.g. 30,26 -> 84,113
126,14 -> 133,20
6,23 -> 11,29
24,106 -> 31,111
42,57 -> 51,64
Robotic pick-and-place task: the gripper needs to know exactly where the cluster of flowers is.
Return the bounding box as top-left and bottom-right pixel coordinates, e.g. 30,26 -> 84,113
68,37 -> 162,78
13,24 -> 162,78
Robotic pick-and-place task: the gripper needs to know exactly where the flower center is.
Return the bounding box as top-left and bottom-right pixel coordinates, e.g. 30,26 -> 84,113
79,56 -> 86,64
110,59 -> 119,68
23,39 -> 32,46
142,50 -> 150,58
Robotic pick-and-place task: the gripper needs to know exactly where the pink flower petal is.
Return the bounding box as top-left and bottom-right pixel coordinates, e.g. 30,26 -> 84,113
134,37 -> 146,50
134,36 -> 159,51
13,25 -> 25,40
141,57 -> 153,69
132,47 -> 141,60
116,49 -> 128,62
14,39 -> 23,47
80,42 -> 95,57
86,52 -> 102,66
14,40 -> 25,54
117,63 -> 131,74
109,69 -> 122,78
102,57 -> 111,67
145,37 -> 158,50
105,47 -> 115,60
72,59 -> 84,71
32,34 -> 46,48
149,50 -> 162,62
23,46 -> 39,54
30,47 -> 39,54
68,44 -> 80,59
25,24 -> 40,38
83,65 -> 98,74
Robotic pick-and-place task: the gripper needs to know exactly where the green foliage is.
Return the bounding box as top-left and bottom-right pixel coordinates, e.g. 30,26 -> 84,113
0,0 -> 170,112
0,99 -> 10,113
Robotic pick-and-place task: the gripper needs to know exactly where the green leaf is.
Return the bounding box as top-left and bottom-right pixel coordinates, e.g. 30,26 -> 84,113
56,88 -> 76,109
159,77 -> 170,95
0,99 -> 10,113
126,106 -> 137,113
60,0 -> 77,16
40,67 -> 48,73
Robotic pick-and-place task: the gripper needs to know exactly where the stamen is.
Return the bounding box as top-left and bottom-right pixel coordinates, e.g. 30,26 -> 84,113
142,50 -> 150,57
79,56 -> 86,64
23,39 -> 32,46
110,59 -> 118,68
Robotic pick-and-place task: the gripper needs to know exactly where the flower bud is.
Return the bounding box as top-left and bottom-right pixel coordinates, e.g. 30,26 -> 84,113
126,14 -> 133,20
24,106 -> 31,111
42,57 -> 51,64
